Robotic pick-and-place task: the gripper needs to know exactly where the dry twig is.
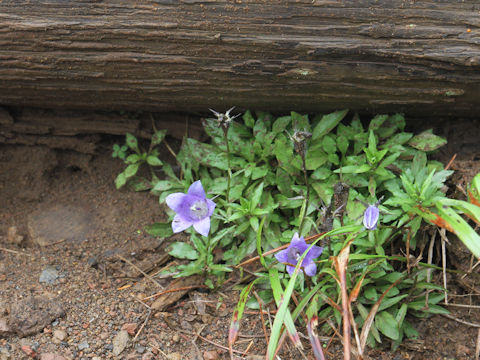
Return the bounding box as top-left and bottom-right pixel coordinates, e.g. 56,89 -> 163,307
116,254 -> 164,289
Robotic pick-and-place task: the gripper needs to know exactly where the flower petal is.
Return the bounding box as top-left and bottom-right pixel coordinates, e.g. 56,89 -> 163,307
193,217 -> 211,236
286,265 -> 296,276
166,193 -> 187,212
188,180 -> 206,199
275,249 -> 289,264
363,205 -> 379,230
171,214 -> 192,233
290,233 -> 308,253
306,245 -> 323,261
304,262 -> 317,277
206,198 -> 216,216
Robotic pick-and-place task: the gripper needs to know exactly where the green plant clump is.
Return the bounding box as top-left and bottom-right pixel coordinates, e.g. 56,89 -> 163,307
114,110 -> 480,357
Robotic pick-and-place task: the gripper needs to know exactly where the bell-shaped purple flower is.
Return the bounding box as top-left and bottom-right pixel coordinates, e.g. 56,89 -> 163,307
165,180 -> 216,236
363,205 -> 379,230
275,233 -> 323,276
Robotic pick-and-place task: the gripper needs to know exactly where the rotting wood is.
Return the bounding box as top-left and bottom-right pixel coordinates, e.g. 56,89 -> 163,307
0,1 -> 478,118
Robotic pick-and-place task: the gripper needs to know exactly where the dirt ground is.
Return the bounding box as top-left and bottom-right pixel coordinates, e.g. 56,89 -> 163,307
1,117 -> 480,360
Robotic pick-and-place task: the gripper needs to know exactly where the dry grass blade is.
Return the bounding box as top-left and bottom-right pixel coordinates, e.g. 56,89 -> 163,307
359,278 -> 402,352
307,315 -> 326,360
332,239 -> 354,360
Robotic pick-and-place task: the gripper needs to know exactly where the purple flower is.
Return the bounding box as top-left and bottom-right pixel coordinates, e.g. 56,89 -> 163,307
165,180 -> 216,236
275,233 -> 323,276
363,205 -> 379,230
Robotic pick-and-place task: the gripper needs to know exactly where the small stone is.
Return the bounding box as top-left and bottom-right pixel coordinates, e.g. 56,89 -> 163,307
121,323 -> 137,336
9,296 -> 65,337
112,330 -> 129,356
87,257 -> 98,267
6,226 -> 23,245
77,340 -> 89,351
203,350 -> 218,360
0,318 -> 11,336
166,353 -> 181,360
21,345 -> 37,358
456,343 -> 471,356
135,344 -> 146,354
40,353 -> 67,360
0,346 -> 11,360
142,353 -> 155,360
92,358 -> 102,360
171,333 -> 179,342
53,329 -> 67,341
39,266 -> 60,284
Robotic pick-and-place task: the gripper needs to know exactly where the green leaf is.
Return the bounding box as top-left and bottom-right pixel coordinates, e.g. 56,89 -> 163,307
312,109 -> 348,140
375,311 -> 400,340
337,135 -> 349,155
305,149 -> 328,170
152,180 -> 175,192
243,110 -> 255,128
378,295 -> 408,312
321,135 -> 337,154
408,130 -> 447,151
146,155 -> 163,166
145,222 -> 174,237
151,130 -> 167,146
368,114 -> 388,131
334,164 -> 371,174
184,138 -> 245,170
434,203 -> 480,258
124,163 -> 140,178
125,133 -> 139,152
250,182 -> 264,210
291,111 -> 310,131
169,242 -> 199,260
126,154 -> 141,164
272,116 -> 291,135
251,166 -> 268,180
115,172 -> 127,189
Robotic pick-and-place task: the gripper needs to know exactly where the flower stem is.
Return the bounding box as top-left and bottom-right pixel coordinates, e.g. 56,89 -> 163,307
299,155 -> 310,234
223,128 -> 232,204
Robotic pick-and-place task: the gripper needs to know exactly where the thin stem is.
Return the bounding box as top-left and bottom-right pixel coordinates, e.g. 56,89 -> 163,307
299,155 -> 310,234
223,128 -> 232,204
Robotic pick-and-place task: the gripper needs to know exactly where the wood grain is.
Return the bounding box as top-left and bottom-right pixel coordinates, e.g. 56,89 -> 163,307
0,1 -> 479,117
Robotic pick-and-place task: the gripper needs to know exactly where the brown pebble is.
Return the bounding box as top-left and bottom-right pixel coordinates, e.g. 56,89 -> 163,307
121,322 -> 138,336
203,350 -> 219,360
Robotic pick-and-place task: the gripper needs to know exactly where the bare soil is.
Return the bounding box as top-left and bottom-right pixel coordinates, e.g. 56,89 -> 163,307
1,118 -> 480,360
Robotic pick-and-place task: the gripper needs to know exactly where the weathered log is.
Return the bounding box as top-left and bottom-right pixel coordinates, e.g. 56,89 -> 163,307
0,0 -> 479,118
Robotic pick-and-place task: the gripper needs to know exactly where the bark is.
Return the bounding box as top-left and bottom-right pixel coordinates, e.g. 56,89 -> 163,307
0,0 -> 479,118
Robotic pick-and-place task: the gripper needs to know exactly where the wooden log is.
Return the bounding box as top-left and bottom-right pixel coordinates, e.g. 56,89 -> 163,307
0,0 -> 479,118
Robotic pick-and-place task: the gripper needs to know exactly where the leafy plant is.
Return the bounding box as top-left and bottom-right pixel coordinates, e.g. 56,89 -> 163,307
114,109 -> 480,357
114,131 -> 166,190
